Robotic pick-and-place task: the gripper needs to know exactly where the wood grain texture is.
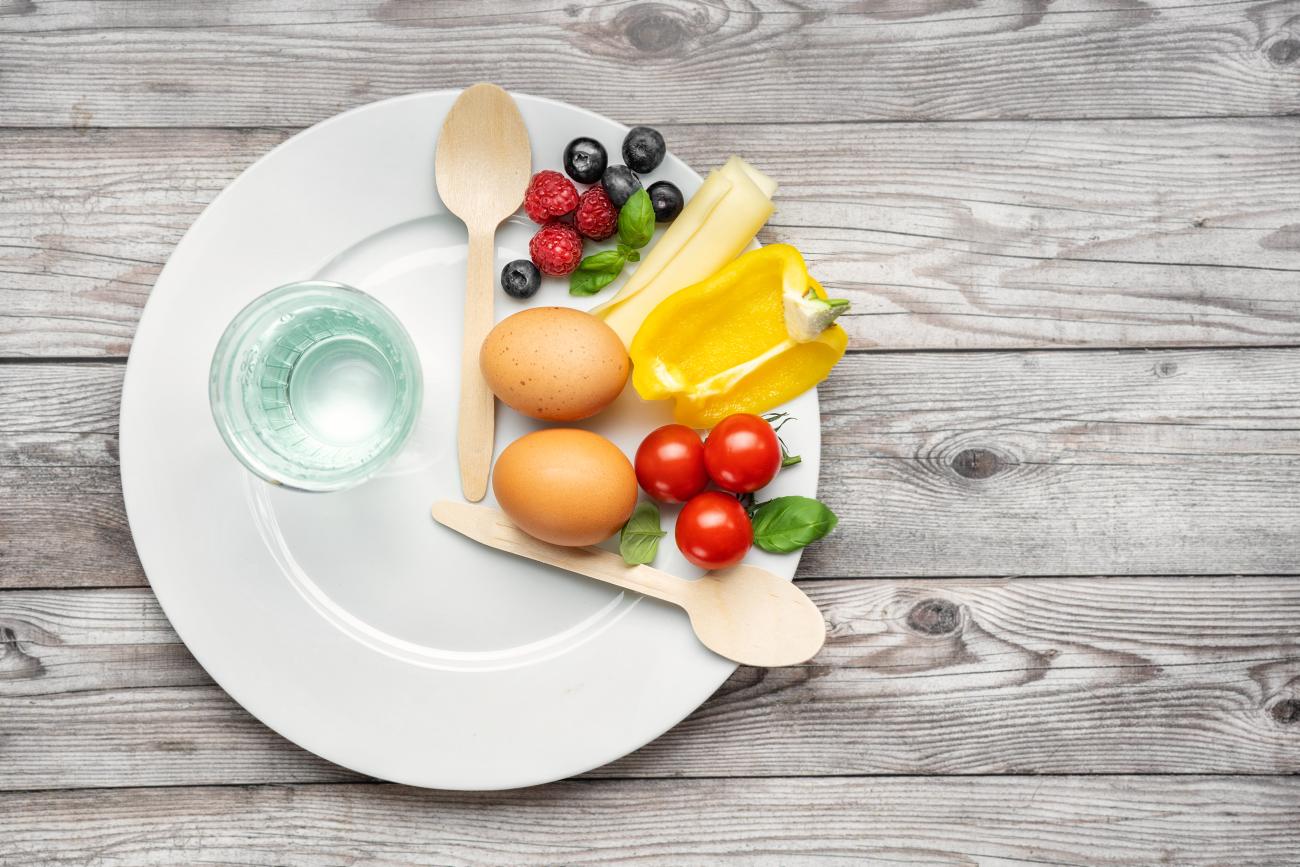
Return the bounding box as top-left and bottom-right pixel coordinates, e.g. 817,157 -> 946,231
0,364 -> 142,587
3,0 -> 1299,855
2,577 -> 1297,788
2,0 -> 1299,127
5,349 -> 1299,587
805,346 -> 1300,577
3,776 -> 1299,866
4,120 -> 1300,357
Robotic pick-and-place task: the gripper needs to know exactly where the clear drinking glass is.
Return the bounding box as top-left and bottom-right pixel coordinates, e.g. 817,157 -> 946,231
210,281 -> 423,492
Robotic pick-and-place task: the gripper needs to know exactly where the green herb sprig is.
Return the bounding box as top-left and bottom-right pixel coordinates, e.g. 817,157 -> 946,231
762,411 -> 802,467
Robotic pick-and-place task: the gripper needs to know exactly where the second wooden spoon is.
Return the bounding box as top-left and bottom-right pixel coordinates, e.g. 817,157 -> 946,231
431,500 -> 826,667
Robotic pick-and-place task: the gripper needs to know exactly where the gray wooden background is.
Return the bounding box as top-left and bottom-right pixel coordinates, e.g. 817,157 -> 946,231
3,1 -> 1300,863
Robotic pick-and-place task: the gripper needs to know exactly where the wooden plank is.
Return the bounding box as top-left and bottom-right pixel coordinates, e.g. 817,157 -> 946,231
4,120 -> 1300,357
0,488 -> 138,587
2,577 -> 1298,788
2,0 -> 1298,127
0,362 -> 119,459
807,346 -> 1300,577
4,348 -> 1299,587
2,777 -> 1298,865
0,364 -> 142,587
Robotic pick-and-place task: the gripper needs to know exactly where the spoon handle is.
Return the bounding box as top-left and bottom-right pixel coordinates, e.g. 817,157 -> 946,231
458,228 -> 496,502
431,501 -> 693,607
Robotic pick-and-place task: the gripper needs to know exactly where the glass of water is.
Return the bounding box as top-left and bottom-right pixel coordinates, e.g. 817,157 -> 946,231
210,281 -> 422,492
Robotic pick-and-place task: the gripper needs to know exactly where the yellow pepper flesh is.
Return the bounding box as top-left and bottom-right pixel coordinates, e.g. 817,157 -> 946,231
629,244 -> 848,429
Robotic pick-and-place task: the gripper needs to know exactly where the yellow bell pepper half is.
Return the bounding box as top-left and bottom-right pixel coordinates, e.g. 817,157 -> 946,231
629,244 -> 848,429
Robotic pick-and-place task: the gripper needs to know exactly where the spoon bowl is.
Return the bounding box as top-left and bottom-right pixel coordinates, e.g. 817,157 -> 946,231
683,565 -> 826,668
435,83 -> 532,226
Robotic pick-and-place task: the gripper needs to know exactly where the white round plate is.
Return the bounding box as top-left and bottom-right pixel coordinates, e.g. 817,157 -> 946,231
120,91 -> 821,790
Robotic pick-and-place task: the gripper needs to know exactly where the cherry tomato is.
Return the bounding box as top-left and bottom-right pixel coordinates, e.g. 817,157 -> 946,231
635,424 -> 709,503
675,491 -> 753,570
703,413 -> 782,493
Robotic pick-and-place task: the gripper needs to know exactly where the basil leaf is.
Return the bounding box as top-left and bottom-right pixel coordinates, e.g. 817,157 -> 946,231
582,249 -> 626,269
620,501 -> 666,565
750,496 -> 837,554
617,243 -> 640,263
569,249 -> 626,297
575,249 -> 625,273
617,189 -> 655,249
569,267 -> 622,297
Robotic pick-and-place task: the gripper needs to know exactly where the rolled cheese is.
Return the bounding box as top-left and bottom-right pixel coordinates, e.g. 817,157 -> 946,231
593,156 -> 776,348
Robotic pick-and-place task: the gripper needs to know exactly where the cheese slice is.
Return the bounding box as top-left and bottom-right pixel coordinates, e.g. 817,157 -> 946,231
593,156 -> 776,348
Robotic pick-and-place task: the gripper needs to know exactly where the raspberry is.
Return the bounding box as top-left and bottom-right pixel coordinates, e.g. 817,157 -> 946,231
523,170 -> 579,224
574,185 -> 618,241
529,222 -> 584,277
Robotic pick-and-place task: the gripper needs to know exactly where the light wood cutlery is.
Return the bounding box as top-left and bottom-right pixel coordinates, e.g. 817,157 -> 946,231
432,500 -> 826,667
434,83 -> 531,502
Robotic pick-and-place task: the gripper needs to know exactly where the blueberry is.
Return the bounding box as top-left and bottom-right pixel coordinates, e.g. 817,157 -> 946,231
501,259 -> 540,299
647,181 -> 684,223
563,137 -> 607,185
602,165 -> 642,208
622,127 -> 666,174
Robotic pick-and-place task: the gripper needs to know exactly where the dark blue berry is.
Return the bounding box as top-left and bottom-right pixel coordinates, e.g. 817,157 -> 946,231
647,181 -> 684,222
563,137 -> 607,185
602,165 -> 642,208
501,259 -> 541,299
622,127 -> 666,174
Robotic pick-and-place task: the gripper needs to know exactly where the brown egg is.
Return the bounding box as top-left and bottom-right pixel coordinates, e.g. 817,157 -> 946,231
493,429 -> 637,547
480,307 -> 629,421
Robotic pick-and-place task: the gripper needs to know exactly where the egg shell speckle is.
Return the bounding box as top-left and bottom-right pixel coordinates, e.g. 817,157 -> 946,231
480,307 -> 629,422
493,429 -> 637,547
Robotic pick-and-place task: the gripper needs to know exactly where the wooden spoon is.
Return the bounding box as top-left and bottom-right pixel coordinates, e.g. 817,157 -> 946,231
431,501 -> 826,667
434,84 -> 531,502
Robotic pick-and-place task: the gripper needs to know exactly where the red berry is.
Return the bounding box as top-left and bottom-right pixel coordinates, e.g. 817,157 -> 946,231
574,185 -> 618,241
529,223 -> 584,276
523,170 -> 579,224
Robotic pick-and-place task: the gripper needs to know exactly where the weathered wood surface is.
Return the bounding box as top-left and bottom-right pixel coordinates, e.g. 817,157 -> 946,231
4,776 -> 1299,866
0,364 -> 136,587
5,0 -> 1300,857
808,347 -> 1300,577
5,349 -> 1299,587
5,119 -> 1300,357
2,578 -> 1297,789
2,0 -> 1299,127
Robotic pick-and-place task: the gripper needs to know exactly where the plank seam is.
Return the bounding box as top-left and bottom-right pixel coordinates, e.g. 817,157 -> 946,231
2,773 -> 1298,799
6,345 -> 1300,364
0,114 -> 1297,132
8,572 -> 1300,592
